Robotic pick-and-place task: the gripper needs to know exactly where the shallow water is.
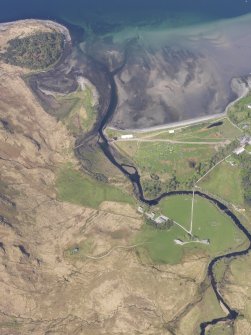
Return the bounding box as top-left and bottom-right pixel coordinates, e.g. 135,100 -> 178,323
107,14 -> 251,128
2,1 -> 251,127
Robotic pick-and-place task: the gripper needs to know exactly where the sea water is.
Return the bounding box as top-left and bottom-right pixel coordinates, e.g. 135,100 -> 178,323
1,0 -> 251,33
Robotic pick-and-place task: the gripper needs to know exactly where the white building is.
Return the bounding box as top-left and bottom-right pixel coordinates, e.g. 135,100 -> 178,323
155,215 -> 168,224
137,206 -> 144,214
146,212 -> 155,220
201,239 -> 210,245
121,134 -> 133,139
174,239 -> 184,245
240,135 -> 251,146
233,147 -> 245,155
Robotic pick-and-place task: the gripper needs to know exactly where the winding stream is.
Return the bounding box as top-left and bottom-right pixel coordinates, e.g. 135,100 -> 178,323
74,52 -> 251,333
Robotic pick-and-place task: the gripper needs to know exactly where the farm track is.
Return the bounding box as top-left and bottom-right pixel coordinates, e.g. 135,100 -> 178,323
84,242 -> 148,260
115,138 -> 228,145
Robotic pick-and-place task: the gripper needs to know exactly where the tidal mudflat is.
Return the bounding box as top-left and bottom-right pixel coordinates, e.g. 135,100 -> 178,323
105,14 -> 251,129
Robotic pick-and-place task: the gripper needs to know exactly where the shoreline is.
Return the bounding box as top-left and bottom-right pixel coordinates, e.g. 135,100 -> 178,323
1,18 -> 250,135
0,19 -> 71,43
108,76 -> 250,134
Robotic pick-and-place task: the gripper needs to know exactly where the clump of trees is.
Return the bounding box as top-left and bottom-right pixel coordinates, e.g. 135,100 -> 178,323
238,153 -> 251,203
228,96 -> 251,134
0,32 -> 64,69
195,140 -> 239,177
142,178 -> 162,198
146,218 -> 174,230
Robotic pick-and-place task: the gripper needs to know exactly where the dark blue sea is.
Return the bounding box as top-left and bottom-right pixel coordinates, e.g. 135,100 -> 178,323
1,0 -> 251,33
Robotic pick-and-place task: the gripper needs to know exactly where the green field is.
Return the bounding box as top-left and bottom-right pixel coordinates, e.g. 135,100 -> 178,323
117,141 -> 215,178
110,114 -> 242,199
107,117 -> 241,142
148,118 -> 241,142
56,86 -> 97,136
199,161 -> 244,206
116,140 -> 216,197
159,195 -> 193,230
135,224 -> 189,264
135,195 -> 247,264
56,164 -> 134,208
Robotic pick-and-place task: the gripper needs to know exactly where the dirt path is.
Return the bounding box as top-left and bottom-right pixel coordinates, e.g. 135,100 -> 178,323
115,138 -> 227,145
84,242 -> 148,260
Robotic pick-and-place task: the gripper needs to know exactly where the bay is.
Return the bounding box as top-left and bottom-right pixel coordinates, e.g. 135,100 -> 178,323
1,0 -> 251,33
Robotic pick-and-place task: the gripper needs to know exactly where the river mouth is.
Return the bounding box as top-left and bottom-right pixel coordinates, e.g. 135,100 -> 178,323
61,13 -> 251,130
89,27 -> 251,334
24,14 -> 251,334
24,11 -> 251,130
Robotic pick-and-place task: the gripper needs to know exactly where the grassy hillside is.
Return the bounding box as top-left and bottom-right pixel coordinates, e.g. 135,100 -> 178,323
55,86 -> 97,136
56,164 -> 134,208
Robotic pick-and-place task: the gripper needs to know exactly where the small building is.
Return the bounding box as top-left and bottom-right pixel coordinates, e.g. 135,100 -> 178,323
174,239 -> 184,245
137,206 -> 144,214
247,105 -> 251,109
233,147 -> 245,155
146,212 -> 155,220
155,215 -> 168,224
240,135 -> 251,146
168,129 -> 175,134
121,134 -> 133,139
201,239 -> 210,245
228,160 -> 236,167
71,247 -> 79,254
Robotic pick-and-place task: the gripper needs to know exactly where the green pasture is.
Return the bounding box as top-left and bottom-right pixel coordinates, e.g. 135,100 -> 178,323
117,141 -> 215,181
54,86 -> 96,136
135,224 -> 189,264
135,195 -> 247,264
199,161 -> 244,206
56,164 -> 134,208
149,118 -> 241,142
159,195 -> 192,230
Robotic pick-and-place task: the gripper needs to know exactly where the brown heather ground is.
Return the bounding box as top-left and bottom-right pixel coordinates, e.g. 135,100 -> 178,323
0,20 -> 250,335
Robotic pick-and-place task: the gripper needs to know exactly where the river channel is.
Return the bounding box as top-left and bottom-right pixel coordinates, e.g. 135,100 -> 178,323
80,56 -> 251,334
